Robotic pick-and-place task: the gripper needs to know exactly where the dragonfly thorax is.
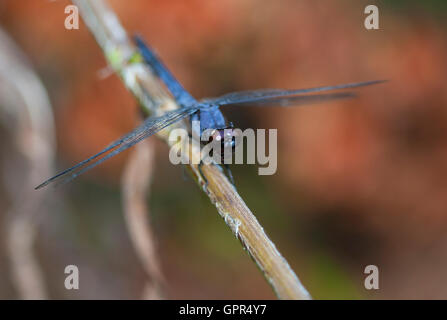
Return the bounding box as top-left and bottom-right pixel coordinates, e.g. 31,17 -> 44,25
193,106 -> 227,135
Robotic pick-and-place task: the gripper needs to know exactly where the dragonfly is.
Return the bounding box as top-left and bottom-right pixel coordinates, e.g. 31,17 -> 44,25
35,36 -> 384,189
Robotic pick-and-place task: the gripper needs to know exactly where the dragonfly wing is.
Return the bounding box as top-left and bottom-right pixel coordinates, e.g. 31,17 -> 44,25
219,92 -> 357,108
135,36 -> 196,107
35,107 -> 198,189
203,80 -> 385,106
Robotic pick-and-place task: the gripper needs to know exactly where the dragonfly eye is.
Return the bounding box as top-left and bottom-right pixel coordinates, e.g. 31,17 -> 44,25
207,129 -> 221,143
217,129 -> 237,150
204,128 -> 237,161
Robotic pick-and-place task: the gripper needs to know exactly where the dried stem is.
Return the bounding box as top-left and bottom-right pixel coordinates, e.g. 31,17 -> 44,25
122,139 -> 165,299
0,28 -> 56,299
73,0 -> 311,299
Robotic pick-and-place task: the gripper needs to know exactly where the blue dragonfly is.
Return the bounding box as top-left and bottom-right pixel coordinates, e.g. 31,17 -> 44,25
35,36 -> 384,189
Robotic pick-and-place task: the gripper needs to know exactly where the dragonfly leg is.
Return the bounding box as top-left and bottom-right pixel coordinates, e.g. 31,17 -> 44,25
198,161 -> 209,189
224,164 -> 235,186
181,166 -> 189,181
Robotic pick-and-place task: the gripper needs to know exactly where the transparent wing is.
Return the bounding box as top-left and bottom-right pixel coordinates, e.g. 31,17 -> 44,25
222,92 -> 357,108
203,80 -> 385,106
35,107 -> 198,189
135,35 -> 197,107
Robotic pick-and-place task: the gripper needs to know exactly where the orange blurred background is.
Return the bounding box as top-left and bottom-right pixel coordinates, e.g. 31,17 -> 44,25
1,0 -> 447,299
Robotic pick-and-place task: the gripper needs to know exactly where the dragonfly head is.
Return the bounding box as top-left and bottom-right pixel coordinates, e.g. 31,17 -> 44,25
204,123 -> 239,162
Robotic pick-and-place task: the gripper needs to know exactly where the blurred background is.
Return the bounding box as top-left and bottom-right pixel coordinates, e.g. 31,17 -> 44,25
1,0 -> 447,299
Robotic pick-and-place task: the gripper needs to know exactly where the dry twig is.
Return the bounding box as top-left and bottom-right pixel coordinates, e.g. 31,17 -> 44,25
73,0 -> 311,299
122,139 -> 165,299
0,28 -> 56,299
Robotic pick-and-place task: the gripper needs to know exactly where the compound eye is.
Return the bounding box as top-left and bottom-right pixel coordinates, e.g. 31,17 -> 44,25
213,130 -> 222,142
205,129 -> 220,143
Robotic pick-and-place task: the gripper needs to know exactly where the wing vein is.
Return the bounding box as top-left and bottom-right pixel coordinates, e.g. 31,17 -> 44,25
204,80 -> 385,106
35,107 -> 197,189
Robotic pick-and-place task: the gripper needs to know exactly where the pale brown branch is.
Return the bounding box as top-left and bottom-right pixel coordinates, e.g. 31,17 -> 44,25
73,0 -> 311,299
0,28 -> 56,300
122,139 -> 165,299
